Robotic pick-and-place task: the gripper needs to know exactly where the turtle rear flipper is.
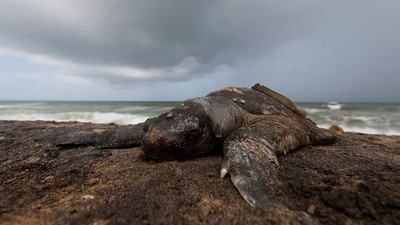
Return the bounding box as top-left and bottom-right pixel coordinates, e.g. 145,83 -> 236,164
252,83 -> 307,118
221,117 -> 311,208
304,120 -> 338,145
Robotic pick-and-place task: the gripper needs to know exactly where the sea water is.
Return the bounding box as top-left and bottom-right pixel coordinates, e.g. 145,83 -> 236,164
0,101 -> 399,135
0,101 -> 178,125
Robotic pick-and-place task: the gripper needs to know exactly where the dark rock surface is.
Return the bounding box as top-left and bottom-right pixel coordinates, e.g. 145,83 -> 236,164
0,120 -> 399,225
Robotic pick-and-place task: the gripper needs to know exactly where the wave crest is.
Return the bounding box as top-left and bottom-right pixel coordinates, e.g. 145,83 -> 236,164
0,111 -> 149,125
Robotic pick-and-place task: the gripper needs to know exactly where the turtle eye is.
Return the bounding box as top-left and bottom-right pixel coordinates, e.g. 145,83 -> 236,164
184,128 -> 203,140
199,122 -> 206,128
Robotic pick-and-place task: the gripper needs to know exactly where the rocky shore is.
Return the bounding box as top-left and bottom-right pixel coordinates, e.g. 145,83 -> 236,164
0,120 -> 399,225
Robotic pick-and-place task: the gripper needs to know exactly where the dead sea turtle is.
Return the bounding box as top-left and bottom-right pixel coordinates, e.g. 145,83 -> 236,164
56,83 -> 336,210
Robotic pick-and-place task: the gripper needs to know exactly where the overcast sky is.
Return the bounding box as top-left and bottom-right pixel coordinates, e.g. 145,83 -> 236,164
0,0 -> 399,102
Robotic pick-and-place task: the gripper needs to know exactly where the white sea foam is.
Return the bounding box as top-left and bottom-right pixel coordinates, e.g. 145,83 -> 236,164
0,112 -> 149,125
303,108 -> 327,114
327,103 -> 342,110
300,102 -> 400,135
318,124 -> 400,135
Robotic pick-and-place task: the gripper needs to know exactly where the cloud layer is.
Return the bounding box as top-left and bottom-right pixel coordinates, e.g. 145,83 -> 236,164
0,0 -> 400,101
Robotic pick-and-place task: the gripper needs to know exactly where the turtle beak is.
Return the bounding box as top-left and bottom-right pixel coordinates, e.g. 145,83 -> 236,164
141,129 -> 184,161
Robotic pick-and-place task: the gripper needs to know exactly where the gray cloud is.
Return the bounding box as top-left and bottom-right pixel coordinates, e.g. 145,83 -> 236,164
0,1 -> 326,72
0,0 -> 399,101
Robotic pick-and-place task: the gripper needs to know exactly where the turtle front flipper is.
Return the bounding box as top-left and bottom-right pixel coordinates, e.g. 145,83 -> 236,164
220,116 -> 311,208
55,123 -> 144,149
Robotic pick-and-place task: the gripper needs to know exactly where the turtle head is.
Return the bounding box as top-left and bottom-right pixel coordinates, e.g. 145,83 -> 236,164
141,105 -> 217,161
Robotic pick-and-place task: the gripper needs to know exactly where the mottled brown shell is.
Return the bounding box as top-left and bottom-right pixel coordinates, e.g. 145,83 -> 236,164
207,84 -> 337,145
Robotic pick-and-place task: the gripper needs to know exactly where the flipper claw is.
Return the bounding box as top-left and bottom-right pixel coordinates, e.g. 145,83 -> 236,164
220,167 -> 228,178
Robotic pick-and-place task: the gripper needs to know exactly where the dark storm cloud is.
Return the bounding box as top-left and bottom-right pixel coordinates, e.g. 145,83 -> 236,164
0,1 -> 326,75
0,0 -> 399,101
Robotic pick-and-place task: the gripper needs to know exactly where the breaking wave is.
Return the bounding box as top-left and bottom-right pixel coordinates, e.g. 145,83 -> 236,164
0,111 -> 149,125
303,102 -> 400,135
0,101 -> 178,125
326,102 -> 342,110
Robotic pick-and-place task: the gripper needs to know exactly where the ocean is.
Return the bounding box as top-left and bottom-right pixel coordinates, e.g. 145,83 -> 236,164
0,101 -> 399,135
